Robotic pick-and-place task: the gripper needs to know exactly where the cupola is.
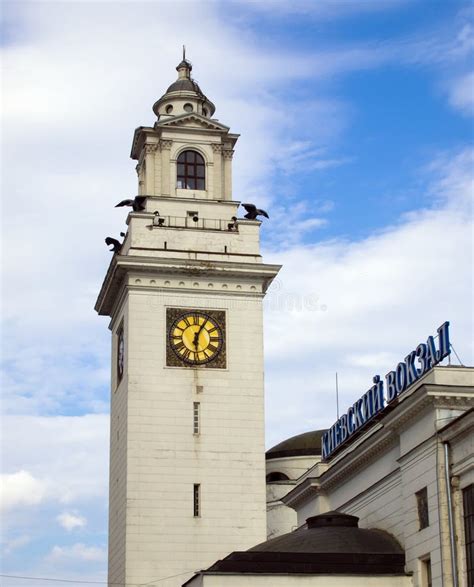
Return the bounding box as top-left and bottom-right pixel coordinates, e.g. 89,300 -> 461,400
152,51 -> 216,120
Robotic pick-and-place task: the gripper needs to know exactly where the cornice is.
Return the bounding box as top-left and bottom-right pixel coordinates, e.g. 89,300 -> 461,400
129,196 -> 240,208
438,408 -> 473,442
130,126 -> 156,160
157,113 -> 230,132
281,477 -> 321,508
95,255 -> 281,317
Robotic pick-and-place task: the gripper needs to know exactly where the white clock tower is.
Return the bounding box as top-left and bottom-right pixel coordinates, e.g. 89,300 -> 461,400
95,56 -> 280,587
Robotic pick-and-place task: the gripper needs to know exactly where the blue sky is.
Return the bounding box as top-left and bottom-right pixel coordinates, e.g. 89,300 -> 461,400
1,0 -> 473,584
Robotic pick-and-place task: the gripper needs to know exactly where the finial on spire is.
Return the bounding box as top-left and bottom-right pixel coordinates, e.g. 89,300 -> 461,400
176,47 -> 192,76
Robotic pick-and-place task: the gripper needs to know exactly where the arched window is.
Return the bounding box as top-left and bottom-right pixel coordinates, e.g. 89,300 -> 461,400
266,472 -> 290,483
177,150 -> 205,190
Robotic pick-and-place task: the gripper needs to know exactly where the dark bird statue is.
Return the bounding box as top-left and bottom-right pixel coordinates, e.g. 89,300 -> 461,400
241,203 -> 269,220
105,237 -> 122,253
115,195 -> 147,212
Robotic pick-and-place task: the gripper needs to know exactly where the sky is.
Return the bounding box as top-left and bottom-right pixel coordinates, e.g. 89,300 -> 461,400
1,0 -> 473,584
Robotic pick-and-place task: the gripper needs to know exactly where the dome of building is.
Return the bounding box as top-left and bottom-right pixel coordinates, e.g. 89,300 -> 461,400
152,55 -> 216,119
266,429 -> 326,460
165,78 -> 204,94
191,511 -> 406,577
249,511 -> 404,555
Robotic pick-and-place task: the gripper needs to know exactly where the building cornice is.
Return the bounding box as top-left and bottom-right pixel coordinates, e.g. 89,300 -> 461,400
281,477 -> 321,508
157,112 -> 230,132
95,255 -> 281,317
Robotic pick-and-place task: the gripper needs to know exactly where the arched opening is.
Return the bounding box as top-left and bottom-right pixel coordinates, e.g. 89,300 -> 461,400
266,472 -> 290,483
177,150 -> 205,190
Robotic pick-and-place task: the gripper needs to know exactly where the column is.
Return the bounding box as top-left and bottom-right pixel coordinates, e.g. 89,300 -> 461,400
212,143 -> 223,200
144,144 -> 157,195
223,149 -> 234,201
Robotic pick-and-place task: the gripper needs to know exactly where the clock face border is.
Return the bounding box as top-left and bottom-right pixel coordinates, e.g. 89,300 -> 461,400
166,308 -> 226,369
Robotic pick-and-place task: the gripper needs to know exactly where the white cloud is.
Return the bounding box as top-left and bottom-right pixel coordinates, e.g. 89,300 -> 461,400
47,542 -> 106,563
57,511 -> 87,531
2,534 -> 31,555
264,148 -> 473,447
449,71 -> 474,115
0,470 -> 46,512
2,415 -> 109,506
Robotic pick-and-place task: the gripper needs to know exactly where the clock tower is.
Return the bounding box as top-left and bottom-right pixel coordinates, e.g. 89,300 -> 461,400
95,56 -> 280,587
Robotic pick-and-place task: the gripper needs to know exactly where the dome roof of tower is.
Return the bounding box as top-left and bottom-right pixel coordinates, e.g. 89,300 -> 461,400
266,429 -> 326,460
165,78 -> 205,95
152,56 -> 216,117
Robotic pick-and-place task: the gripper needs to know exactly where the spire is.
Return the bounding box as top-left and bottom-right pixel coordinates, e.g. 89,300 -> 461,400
176,46 -> 192,79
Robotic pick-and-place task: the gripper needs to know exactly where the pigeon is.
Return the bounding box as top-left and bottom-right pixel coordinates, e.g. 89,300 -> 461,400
105,237 -> 122,253
241,203 -> 269,220
115,195 -> 147,212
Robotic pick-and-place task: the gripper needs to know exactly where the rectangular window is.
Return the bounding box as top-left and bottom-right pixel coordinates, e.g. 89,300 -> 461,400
193,402 -> 200,435
416,487 -> 429,530
464,484 -> 474,587
193,484 -> 200,517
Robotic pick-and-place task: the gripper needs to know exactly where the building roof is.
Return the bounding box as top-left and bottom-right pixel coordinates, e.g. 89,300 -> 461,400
152,55 -> 216,118
183,511 -> 406,581
266,429 -> 326,460
165,78 -> 206,95
249,511 -> 403,554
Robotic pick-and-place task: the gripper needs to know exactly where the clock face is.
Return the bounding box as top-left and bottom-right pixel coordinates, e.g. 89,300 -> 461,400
169,311 -> 223,365
117,328 -> 124,381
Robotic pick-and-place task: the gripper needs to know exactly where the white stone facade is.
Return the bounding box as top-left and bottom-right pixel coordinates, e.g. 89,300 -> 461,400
185,574 -> 413,587
96,60 -> 280,587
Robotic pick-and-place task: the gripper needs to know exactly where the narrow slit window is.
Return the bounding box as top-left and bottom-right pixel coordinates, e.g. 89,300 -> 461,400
193,484 -> 200,517
193,402 -> 200,435
416,487 -> 429,530
116,324 -> 124,386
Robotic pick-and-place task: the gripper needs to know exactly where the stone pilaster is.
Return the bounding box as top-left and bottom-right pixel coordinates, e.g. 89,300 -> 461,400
223,149 -> 234,201
160,140 -> 172,197
144,144 -> 158,195
211,144 -> 223,200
